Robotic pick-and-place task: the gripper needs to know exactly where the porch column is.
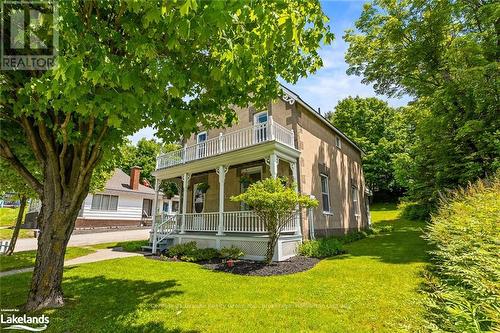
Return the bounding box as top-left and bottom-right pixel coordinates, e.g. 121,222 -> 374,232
290,161 -> 302,236
152,178 -> 160,253
269,153 -> 278,178
180,173 -> 191,234
216,165 -> 229,235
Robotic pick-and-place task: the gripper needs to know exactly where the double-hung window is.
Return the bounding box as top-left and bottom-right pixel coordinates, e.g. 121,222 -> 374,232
352,186 -> 360,217
320,174 -> 331,213
91,194 -> 118,211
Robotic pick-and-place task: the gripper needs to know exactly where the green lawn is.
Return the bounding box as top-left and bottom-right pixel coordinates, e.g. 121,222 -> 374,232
0,247 -> 96,272
0,203 -> 428,332
0,207 -> 35,240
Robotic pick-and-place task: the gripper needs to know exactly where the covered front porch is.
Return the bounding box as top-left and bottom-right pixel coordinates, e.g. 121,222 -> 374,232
150,120 -> 303,260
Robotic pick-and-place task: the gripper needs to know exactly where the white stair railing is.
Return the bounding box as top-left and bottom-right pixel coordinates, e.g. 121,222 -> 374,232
152,214 -> 178,253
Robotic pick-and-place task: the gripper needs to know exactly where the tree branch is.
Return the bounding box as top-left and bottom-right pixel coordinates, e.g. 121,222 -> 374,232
20,116 -> 46,165
58,113 -> 72,190
0,139 -> 43,195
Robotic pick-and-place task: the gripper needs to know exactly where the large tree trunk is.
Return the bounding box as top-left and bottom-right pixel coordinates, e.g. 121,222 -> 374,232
5,195 -> 27,255
1,114 -> 108,311
24,167 -> 93,311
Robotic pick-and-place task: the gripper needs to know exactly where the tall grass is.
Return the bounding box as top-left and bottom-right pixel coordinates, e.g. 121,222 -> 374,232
423,176 -> 500,332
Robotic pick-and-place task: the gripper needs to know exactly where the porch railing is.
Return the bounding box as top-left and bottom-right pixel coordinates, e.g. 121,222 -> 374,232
156,118 -> 295,170
180,211 -> 298,233
153,211 -> 299,236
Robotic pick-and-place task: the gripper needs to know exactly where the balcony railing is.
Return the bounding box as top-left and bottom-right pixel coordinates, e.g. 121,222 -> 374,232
156,118 -> 295,170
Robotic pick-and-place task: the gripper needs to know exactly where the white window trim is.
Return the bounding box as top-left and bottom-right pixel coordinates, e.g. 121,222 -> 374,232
253,111 -> 268,124
320,173 -> 331,214
90,194 -> 119,211
196,131 -> 207,143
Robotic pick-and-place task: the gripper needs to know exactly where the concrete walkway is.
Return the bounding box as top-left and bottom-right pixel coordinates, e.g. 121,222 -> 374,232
0,248 -> 142,277
9,229 -> 150,252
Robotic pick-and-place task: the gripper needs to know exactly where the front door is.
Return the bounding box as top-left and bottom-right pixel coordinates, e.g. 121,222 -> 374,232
142,198 -> 153,218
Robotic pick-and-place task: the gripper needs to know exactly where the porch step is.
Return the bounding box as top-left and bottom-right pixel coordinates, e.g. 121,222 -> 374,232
142,238 -> 175,253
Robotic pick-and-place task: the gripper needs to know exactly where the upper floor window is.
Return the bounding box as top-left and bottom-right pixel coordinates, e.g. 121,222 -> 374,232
253,112 -> 268,143
253,111 -> 268,124
196,131 -> 207,158
320,174 -> 331,213
91,194 -> 118,211
197,131 -> 207,143
336,136 -> 342,149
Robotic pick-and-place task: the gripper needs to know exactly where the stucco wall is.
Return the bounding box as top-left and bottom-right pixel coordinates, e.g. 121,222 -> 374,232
179,96 -> 368,237
294,103 -> 368,237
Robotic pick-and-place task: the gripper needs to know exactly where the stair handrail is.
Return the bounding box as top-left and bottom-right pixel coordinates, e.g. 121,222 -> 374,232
152,213 -> 178,253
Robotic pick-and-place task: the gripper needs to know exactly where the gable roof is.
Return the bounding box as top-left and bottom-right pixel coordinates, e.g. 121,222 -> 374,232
280,84 -> 365,154
104,168 -> 156,195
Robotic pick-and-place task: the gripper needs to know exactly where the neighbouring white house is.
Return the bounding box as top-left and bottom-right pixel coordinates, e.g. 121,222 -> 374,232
148,85 -> 370,261
25,167 -> 180,229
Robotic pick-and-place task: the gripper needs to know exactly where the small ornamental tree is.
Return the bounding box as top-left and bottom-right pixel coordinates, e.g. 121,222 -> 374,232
231,178 -> 318,264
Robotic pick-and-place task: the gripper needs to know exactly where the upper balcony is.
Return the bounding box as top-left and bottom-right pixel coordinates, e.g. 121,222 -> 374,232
156,117 -> 296,170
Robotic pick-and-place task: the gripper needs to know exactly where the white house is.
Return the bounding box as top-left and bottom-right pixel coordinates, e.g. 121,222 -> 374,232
25,167 -> 180,229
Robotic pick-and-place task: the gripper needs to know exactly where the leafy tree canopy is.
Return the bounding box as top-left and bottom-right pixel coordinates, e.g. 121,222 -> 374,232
327,96 -> 409,196
0,0 -> 333,310
344,0 -> 499,215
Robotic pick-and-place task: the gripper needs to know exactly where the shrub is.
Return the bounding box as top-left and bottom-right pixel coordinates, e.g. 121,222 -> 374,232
299,238 -> 345,258
167,241 -> 197,257
399,201 -> 432,221
220,246 -> 244,260
423,176 -> 500,332
116,240 -> 149,252
231,177 -> 318,264
181,248 -> 220,262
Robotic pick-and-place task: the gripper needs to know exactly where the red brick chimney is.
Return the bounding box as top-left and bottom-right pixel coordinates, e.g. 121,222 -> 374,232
130,166 -> 141,190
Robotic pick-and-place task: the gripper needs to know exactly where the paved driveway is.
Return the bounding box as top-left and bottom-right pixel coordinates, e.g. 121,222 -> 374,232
11,229 -> 150,252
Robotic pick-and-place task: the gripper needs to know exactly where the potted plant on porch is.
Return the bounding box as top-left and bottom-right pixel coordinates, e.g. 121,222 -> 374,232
197,182 -> 210,193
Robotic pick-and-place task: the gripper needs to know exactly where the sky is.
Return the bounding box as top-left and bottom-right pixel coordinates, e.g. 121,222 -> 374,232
129,0 -> 411,143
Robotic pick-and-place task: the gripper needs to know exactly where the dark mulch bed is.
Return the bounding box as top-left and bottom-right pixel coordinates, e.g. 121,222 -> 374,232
202,256 -> 320,276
